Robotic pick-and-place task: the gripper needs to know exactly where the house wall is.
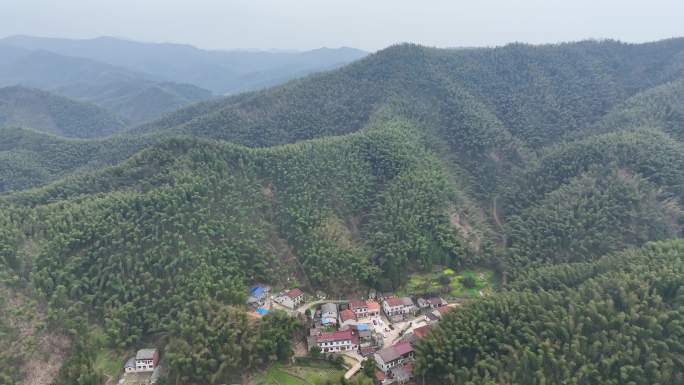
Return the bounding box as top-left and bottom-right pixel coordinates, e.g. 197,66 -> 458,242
276,295 -> 295,309
135,358 -> 155,372
318,339 -> 355,353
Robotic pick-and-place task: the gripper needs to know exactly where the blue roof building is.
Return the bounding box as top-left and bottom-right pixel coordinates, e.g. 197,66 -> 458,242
250,286 -> 265,298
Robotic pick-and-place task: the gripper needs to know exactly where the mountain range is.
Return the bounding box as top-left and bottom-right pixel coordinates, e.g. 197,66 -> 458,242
0,35 -> 367,125
1,37 -> 683,385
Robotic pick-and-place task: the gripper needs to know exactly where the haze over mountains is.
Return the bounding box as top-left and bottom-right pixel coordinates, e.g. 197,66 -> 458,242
0,35 -> 368,125
1,37 -> 684,385
1,35 -> 369,94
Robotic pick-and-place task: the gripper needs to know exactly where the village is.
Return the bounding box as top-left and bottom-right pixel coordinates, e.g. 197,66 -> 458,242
247,286 -> 459,384
115,269 -> 492,385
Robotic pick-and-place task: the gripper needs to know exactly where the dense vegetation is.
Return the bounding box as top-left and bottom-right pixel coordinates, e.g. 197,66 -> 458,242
0,127 -> 155,193
0,86 -> 125,138
1,37 -> 684,384
56,81 -> 213,124
415,240 -> 684,385
0,122 -> 483,383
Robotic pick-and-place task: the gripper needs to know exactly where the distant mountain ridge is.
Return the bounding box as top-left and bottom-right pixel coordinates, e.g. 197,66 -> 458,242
0,35 -> 369,94
0,43 -> 213,124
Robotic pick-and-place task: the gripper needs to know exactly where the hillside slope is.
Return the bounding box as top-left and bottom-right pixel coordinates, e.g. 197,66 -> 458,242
133,39 -> 684,195
0,127 -> 155,193
2,38 -> 684,385
0,86 -> 126,138
56,81 -> 212,124
416,240 -> 684,384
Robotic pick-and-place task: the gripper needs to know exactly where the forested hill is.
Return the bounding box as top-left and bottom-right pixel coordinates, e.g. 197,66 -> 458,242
0,86 -> 126,138
415,239 -> 684,384
1,37 -> 684,384
132,38 -> 684,194
137,38 -> 684,149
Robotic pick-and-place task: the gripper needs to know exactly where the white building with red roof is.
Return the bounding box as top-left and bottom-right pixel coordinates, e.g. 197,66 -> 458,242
349,300 -> 369,318
367,300 -> 381,317
274,288 -> 305,309
382,297 -> 416,320
315,329 -> 358,353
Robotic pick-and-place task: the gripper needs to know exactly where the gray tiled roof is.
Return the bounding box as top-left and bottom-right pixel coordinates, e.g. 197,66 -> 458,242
321,303 -> 338,313
136,349 -> 157,360
124,357 -> 135,368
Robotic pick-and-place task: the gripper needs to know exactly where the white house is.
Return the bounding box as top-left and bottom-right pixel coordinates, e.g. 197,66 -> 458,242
274,288 -> 305,309
349,300 -> 368,319
124,348 -> 159,373
382,297 -> 416,320
374,341 -> 415,373
316,329 -> 358,353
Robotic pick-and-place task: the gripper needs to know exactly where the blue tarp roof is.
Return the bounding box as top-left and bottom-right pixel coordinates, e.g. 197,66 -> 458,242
357,323 -> 369,331
250,287 -> 265,297
256,307 -> 269,315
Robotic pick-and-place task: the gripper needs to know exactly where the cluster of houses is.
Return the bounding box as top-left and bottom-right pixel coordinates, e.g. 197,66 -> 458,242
302,293 -> 454,385
308,299 -> 382,355
244,284 -> 456,384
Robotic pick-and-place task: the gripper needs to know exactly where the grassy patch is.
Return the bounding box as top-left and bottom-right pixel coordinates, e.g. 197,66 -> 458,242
89,326 -> 128,379
397,268 -> 496,299
257,362 -> 344,385
262,366 -> 307,385
94,349 -> 124,379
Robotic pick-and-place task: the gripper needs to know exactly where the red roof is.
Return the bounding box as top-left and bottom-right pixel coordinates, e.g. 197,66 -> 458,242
367,301 -> 380,311
384,297 -> 404,307
393,341 -> 414,356
349,300 -> 367,310
413,325 -> 432,340
287,288 -> 304,298
318,329 -> 353,343
340,309 -> 356,322
435,306 -> 453,315
360,346 -> 376,356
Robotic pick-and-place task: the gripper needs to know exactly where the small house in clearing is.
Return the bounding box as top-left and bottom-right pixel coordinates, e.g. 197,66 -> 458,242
125,348 -> 159,373
274,288 -> 305,309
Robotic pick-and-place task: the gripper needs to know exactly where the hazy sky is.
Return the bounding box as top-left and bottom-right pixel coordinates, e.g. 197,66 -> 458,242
1,0 -> 683,51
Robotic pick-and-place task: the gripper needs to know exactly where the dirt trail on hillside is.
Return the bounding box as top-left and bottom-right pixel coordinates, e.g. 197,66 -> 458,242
491,195 -> 506,248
